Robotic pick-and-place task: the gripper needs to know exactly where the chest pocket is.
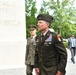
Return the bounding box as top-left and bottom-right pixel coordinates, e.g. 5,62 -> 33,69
44,41 -> 52,46
44,34 -> 52,46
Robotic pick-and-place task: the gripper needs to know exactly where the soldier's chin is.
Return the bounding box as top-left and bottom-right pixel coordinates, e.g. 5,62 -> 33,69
38,28 -> 43,32
38,29 -> 41,32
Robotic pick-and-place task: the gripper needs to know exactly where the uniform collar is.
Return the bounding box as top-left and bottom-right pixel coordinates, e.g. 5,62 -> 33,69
31,35 -> 36,39
41,30 -> 49,36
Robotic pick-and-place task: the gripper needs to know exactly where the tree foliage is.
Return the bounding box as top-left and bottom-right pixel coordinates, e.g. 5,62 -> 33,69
25,0 -> 37,37
39,0 -> 76,38
25,0 -> 76,38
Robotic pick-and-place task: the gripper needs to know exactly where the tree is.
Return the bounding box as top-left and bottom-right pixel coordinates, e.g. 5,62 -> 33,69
39,0 -> 49,14
39,0 -> 76,38
25,0 -> 37,37
25,0 -> 76,38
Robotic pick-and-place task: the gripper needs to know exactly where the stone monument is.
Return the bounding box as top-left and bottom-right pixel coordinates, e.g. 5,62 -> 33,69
0,0 -> 26,75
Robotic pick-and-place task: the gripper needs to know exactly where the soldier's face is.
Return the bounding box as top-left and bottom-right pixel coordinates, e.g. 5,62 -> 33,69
30,29 -> 36,36
37,20 -> 49,32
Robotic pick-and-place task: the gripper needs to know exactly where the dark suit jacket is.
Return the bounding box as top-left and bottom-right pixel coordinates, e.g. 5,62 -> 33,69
34,30 -> 67,75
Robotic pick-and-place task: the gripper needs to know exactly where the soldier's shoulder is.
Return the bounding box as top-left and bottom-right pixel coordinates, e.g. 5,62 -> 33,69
27,37 -> 31,42
27,37 -> 31,40
49,31 -> 57,36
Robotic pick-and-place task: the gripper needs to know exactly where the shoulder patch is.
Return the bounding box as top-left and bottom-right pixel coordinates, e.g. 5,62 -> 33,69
57,34 -> 62,41
46,34 -> 52,41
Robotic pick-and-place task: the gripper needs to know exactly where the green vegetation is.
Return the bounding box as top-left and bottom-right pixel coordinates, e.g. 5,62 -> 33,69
25,0 -> 76,38
63,40 -> 68,48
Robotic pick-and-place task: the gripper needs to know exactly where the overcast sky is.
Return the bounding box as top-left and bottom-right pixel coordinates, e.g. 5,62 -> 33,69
36,0 -> 76,10
36,0 -> 43,10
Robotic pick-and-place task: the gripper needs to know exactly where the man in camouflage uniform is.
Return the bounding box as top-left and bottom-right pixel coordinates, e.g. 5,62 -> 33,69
34,14 -> 67,75
25,25 -> 36,75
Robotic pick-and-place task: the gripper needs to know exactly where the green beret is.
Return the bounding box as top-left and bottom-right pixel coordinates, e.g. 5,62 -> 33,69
37,14 -> 53,23
28,25 -> 36,31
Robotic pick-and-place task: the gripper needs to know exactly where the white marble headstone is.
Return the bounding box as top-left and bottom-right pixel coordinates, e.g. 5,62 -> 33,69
0,0 -> 26,75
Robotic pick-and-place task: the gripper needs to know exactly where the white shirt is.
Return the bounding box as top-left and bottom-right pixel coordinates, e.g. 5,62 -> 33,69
41,30 -> 49,36
71,38 -> 76,47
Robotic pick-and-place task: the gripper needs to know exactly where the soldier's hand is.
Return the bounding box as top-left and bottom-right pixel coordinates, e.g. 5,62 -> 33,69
35,68 -> 39,75
56,71 -> 63,75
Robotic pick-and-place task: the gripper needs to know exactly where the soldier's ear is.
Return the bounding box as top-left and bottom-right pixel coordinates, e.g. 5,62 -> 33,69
46,22 -> 50,28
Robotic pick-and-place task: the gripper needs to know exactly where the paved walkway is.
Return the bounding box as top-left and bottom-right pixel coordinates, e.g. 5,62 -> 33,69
0,48 -> 76,75
0,68 -> 25,75
66,48 -> 76,75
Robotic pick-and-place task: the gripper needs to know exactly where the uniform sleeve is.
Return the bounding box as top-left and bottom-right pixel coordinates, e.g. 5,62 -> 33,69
25,45 -> 29,61
53,34 -> 67,73
25,39 -> 29,61
34,36 -> 39,68
34,48 -> 39,68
